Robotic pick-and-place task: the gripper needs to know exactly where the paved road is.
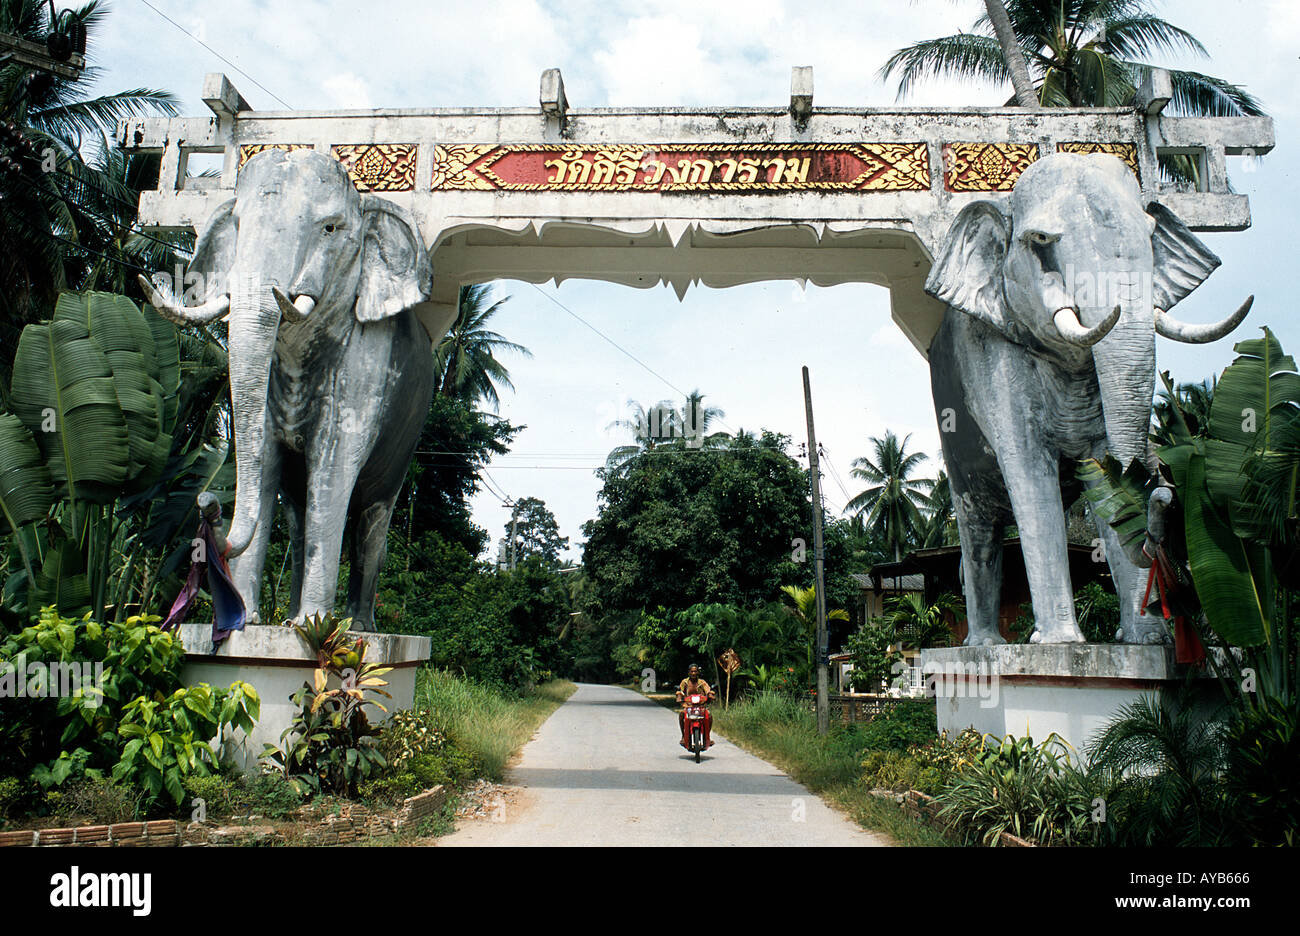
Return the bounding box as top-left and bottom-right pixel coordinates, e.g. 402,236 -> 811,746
438,683 -> 889,846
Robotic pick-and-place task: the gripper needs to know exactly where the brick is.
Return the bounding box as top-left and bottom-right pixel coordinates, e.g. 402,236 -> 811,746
37,828 -> 75,845
0,830 -> 36,847
109,822 -> 145,840
146,832 -> 181,847
74,826 -> 110,844
145,820 -> 177,836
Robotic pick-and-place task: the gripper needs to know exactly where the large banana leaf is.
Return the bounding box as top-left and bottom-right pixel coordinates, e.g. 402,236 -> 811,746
1210,328 -> 1300,453
53,292 -> 170,488
9,318 -> 130,505
142,303 -> 182,429
0,413 -> 54,537
31,538 -> 92,618
1184,453 -> 1270,647
1078,454 -> 1155,552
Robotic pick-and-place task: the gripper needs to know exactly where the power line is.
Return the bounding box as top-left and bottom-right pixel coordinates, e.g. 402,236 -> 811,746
136,0 -> 292,109
526,281 -> 740,437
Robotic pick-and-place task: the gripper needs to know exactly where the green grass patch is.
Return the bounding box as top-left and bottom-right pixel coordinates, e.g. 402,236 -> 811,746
712,692 -> 950,847
414,669 -> 575,781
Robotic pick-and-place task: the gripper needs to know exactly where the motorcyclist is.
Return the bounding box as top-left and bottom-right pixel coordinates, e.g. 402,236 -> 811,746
676,663 -> 716,749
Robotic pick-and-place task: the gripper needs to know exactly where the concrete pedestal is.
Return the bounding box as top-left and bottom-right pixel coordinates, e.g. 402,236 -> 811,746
177,624 -> 431,773
919,644 -> 1217,761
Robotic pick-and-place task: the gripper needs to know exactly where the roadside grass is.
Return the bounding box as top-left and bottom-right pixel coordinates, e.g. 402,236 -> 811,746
711,692 -> 951,847
415,669 -> 576,780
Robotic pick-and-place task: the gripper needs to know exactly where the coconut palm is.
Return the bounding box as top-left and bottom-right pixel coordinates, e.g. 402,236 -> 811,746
880,0 -> 1266,186
0,0 -> 179,333
433,284 -> 531,409
845,431 -> 932,562
917,468 -> 958,547
604,389 -> 728,470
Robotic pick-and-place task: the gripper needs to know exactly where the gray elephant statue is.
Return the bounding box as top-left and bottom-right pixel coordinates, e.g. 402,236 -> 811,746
140,148 -> 435,631
925,152 -> 1251,645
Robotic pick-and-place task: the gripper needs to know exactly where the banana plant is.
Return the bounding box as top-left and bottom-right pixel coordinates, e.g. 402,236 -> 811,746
1,291 -> 230,621
1080,327 -> 1299,707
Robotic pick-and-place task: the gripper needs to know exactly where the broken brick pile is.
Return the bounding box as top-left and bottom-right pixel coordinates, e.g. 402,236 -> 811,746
0,784 -> 448,848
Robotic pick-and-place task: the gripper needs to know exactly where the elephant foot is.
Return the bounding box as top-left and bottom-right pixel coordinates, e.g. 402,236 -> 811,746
1117,621 -> 1171,645
965,634 -> 1005,647
1031,626 -> 1086,644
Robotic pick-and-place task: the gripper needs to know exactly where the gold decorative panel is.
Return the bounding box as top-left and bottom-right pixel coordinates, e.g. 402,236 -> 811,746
1057,142 -> 1140,179
331,144 -> 418,192
237,143 -> 313,169
943,143 -> 1040,192
429,142 -> 930,193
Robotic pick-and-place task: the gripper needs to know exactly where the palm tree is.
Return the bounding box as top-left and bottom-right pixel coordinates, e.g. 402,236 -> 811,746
885,592 -> 963,649
880,0 -> 1266,186
918,468 -> 958,548
845,431 -> 932,561
604,389 -> 727,470
433,284 -> 531,410
0,0 -> 179,334
779,583 -> 850,671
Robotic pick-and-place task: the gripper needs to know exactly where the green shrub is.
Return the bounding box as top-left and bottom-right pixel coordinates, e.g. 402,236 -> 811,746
242,772 -> 303,819
858,700 -> 938,752
44,777 -> 138,824
183,774 -> 243,820
861,750 -> 944,794
111,682 -> 259,808
934,734 -> 1097,846
0,776 -> 25,820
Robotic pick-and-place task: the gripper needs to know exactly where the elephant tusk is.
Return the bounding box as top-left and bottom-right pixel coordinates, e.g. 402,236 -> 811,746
1053,304 -> 1121,347
137,274 -> 231,325
273,288 -> 316,324
1154,296 -> 1253,344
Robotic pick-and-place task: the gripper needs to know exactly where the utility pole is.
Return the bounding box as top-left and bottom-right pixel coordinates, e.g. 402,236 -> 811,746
802,366 -> 830,735
507,500 -> 520,570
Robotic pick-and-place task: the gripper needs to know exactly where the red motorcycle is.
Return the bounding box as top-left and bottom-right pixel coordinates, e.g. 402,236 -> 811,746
682,692 -> 710,762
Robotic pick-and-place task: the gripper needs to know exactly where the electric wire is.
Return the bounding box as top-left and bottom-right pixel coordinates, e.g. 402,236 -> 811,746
135,0 -> 293,109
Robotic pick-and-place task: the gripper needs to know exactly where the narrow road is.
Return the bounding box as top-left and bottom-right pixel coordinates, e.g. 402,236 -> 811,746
438,683 -> 889,846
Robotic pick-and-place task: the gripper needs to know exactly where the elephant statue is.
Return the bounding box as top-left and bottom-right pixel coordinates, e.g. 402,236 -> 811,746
924,152 -> 1251,645
139,148 -> 435,631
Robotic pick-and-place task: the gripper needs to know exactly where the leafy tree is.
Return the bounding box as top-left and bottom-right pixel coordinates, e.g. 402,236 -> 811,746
846,618 -> 902,694
396,393 -> 521,560
845,430 -> 932,562
582,430 -> 810,612
503,496 -> 568,568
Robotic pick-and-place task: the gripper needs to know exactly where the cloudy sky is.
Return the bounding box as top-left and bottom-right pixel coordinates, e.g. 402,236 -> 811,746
84,1 -> 1299,562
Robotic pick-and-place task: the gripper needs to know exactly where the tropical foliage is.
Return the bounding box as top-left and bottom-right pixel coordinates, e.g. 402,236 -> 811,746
0,292 -> 230,625
880,0 -> 1266,187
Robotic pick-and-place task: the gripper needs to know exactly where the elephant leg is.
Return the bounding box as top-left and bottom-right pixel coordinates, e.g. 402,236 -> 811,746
1092,509 -> 1167,645
345,497 -> 397,633
953,492 -> 1006,646
998,446 -> 1084,643
227,444 -> 282,624
297,449 -> 364,624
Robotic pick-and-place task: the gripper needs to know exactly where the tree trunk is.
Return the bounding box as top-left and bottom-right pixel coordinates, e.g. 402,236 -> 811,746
984,0 -> 1038,108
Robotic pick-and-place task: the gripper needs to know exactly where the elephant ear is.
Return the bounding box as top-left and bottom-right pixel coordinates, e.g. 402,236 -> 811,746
1147,201 -> 1221,310
188,198 -> 237,302
355,196 -> 432,323
925,200 -> 1013,333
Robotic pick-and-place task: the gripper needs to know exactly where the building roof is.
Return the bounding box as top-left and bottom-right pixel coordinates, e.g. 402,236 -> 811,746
852,571 -> 926,592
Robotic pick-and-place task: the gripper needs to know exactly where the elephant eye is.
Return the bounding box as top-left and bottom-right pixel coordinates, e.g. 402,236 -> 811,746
1023,231 -> 1060,247
323,223 -> 337,235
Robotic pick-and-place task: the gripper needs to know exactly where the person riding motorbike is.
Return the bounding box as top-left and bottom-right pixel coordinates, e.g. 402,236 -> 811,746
676,664 -> 716,749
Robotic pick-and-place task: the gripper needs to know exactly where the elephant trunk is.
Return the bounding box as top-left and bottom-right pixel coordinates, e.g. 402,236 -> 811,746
1090,295 -> 1158,569
1091,298 -> 1156,469
223,277 -> 282,557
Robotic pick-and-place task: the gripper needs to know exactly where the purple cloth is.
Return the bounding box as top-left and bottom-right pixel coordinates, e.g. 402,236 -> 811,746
161,516 -> 246,645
